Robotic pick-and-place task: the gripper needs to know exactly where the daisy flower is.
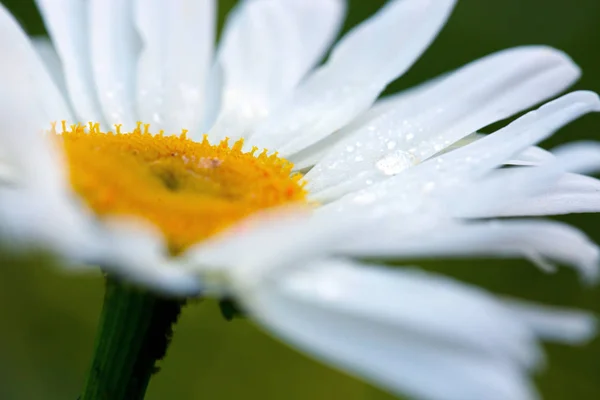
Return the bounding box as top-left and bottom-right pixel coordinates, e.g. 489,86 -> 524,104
1,0 -> 600,399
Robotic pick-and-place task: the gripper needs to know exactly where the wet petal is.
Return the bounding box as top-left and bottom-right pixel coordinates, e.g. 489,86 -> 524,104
35,0 -> 105,124
329,92 -> 600,206
250,0 -> 457,155
90,0 -> 140,129
306,47 -> 579,199
209,0 -> 345,141
135,0 -> 216,134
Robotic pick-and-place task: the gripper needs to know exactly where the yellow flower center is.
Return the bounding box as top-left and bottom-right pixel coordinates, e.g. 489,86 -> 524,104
53,122 -> 308,254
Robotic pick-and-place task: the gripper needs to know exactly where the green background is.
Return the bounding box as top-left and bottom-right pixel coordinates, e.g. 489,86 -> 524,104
1,0 -> 600,399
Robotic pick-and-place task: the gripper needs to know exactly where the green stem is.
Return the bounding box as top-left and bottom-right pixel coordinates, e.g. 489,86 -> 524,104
80,278 -> 184,400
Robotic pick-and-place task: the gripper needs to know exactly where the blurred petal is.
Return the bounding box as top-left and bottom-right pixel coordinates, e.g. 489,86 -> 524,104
0,187 -> 102,266
502,299 -> 597,344
0,190 -> 198,297
239,258 -> 542,400
0,29 -> 70,191
99,219 -> 200,296
181,208 -> 357,288
0,84 -> 87,262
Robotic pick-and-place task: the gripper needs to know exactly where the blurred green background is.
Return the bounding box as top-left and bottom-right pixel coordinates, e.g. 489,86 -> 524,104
1,0 -> 600,399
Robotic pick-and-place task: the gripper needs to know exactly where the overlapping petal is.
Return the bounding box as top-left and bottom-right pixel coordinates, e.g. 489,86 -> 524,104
209,0 -> 346,141
248,0 -> 457,154
135,0 -> 216,134
306,47 -> 580,200
89,0 -> 139,129
238,258 -> 593,400
35,0 -> 105,125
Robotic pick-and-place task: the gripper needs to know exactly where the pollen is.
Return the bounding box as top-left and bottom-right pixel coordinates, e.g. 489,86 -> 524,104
52,122 -> 308,254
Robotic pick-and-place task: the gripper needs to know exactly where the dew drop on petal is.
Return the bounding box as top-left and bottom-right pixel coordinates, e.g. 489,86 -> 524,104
376,150 -> 418,176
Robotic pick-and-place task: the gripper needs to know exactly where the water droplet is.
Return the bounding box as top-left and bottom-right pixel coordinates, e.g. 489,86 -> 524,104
376,151 -> 417,176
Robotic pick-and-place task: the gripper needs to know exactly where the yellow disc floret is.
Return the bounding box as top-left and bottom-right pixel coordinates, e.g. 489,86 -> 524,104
53,122 -> 308,254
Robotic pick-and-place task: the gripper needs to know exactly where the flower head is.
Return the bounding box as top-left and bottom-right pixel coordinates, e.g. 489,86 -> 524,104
1,0 -> 599,399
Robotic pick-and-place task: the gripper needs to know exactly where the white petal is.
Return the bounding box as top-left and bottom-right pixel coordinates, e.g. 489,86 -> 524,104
135,0 -> 215,134
0,100 -> 99,265
0,188 -> 103,266
290,81 -> 438,170
249,0 -> 457,155
457,144 -> 600,218
240,259 -> 539,400
0,3 -> 72,124
551,141 -> 600,174
35,0 -> 105,125
508,146 -> 554,166
99,218 -> 200,296
0,189 -> 198,297
459,143 -> 600,218
209,0 -> 345,141
90,0 -> 140,129
306,46 -> 579,200
432,136 -> 552,167
30,37 -> 68,101
0,94 -> 64,193
181,208 -> 358,290
0,15 -> 71,194
494,173 -> 600,216
331,91 -> 600,208
356,132 -> 552,167
246,260 -> 541,366
502,299 -> 597,345
336,219 -> 599,282
431,91 -> 600,179
306,46 -> 580,199
425,134 -> 552,167
443,166 -> 564,219
199,61 -> 224,134
289,143 -> 332,172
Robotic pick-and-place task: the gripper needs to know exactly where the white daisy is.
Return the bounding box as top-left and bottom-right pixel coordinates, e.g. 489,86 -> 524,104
1,0 -> 599,399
